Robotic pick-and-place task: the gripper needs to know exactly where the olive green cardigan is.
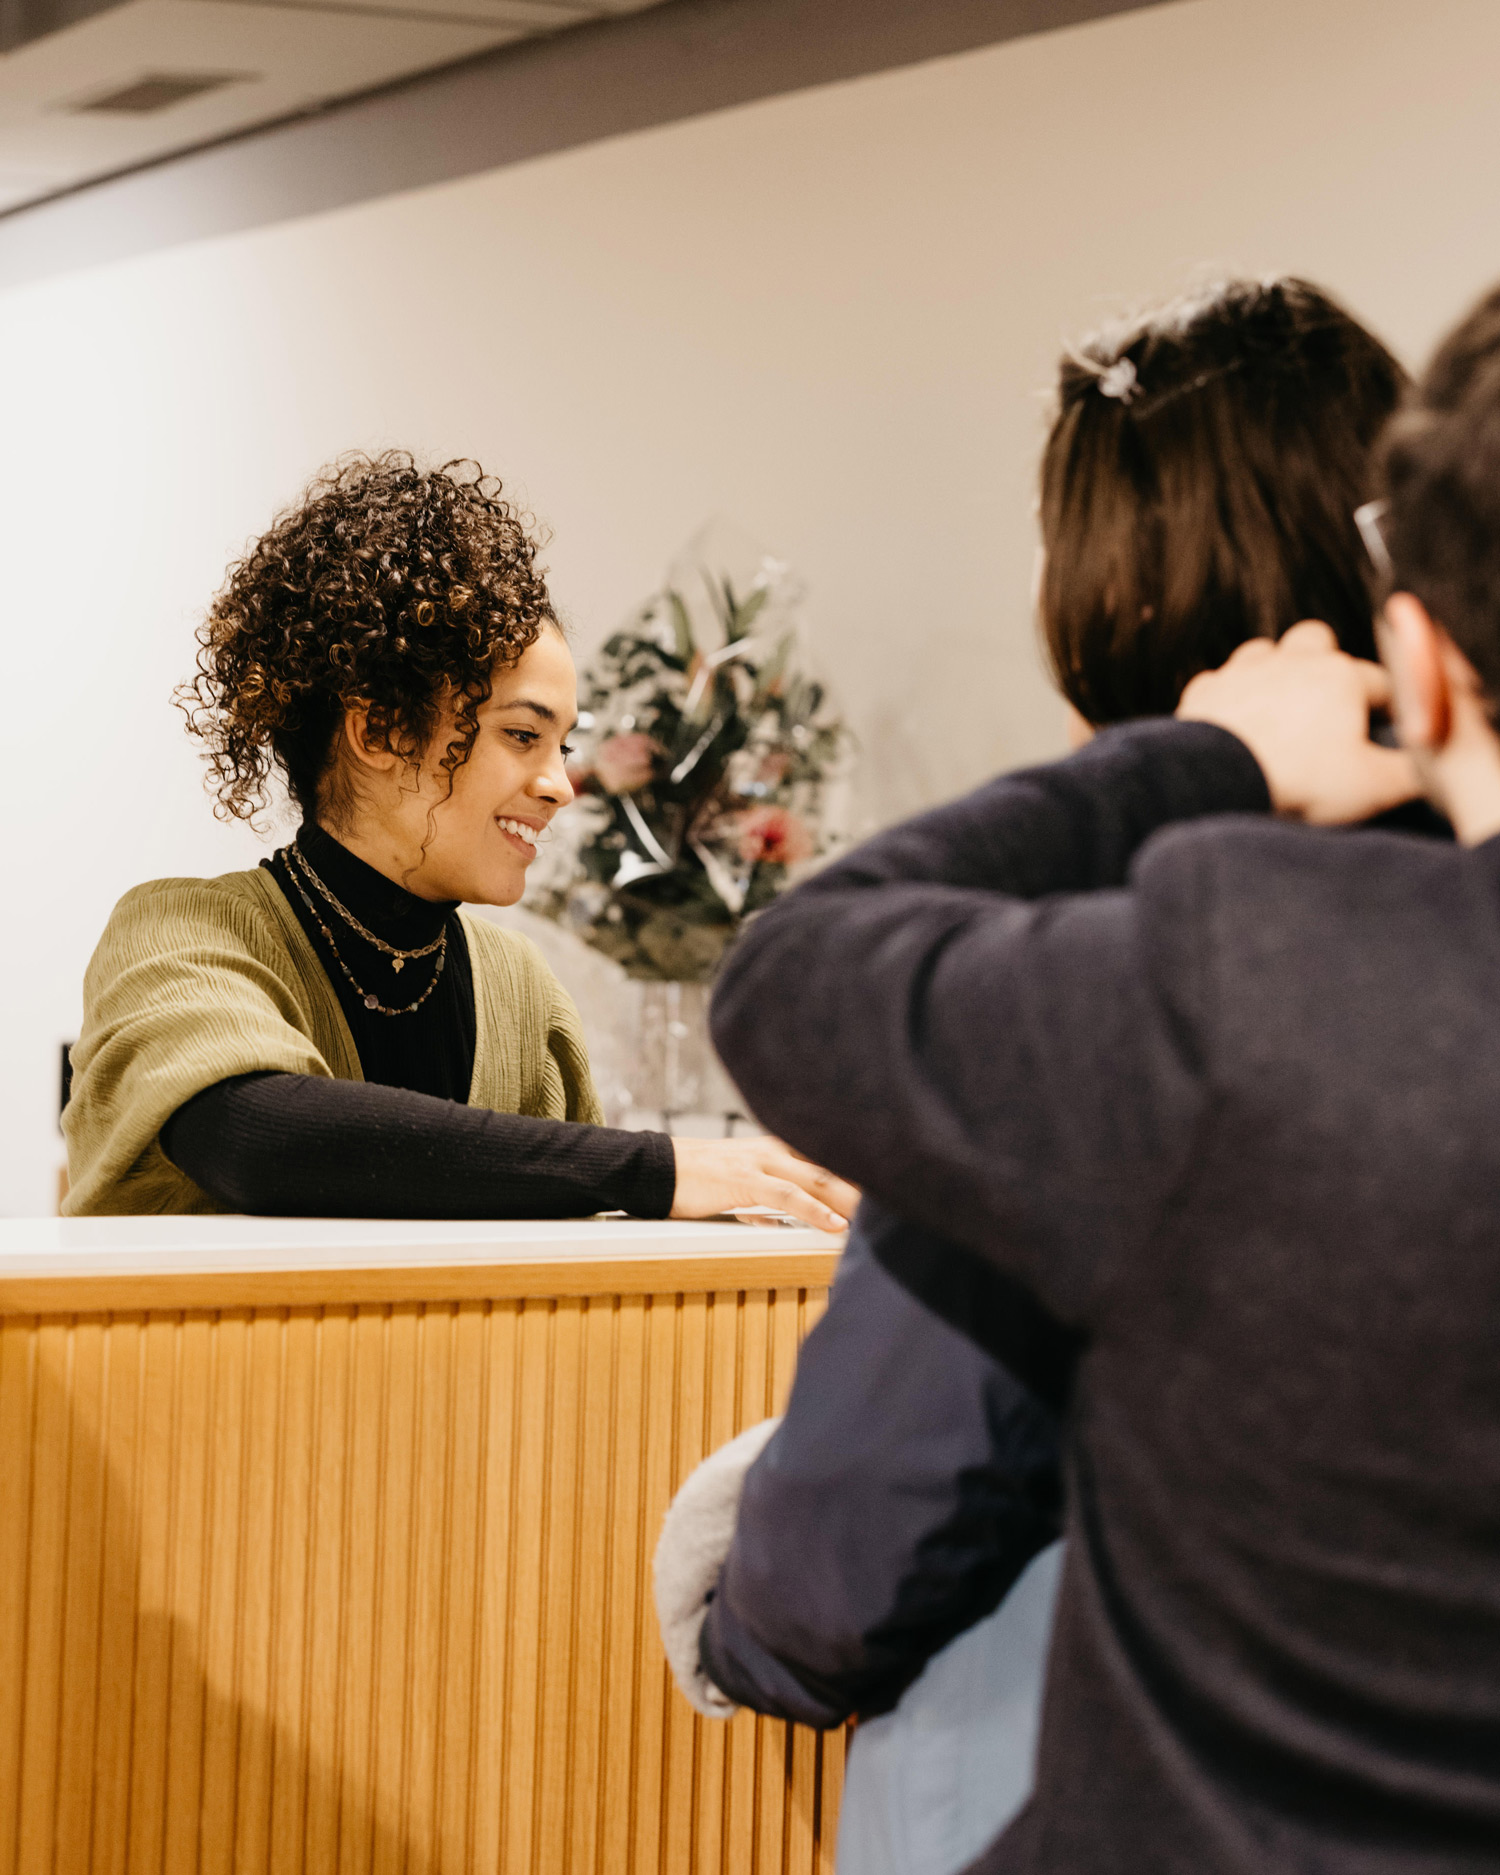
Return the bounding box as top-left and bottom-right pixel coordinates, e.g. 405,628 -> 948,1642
64,867 -> 602,1216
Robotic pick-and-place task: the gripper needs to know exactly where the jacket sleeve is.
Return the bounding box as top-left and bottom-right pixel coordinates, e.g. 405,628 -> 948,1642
709,721 -> 1268,1326
697,1203 -> 1064,1727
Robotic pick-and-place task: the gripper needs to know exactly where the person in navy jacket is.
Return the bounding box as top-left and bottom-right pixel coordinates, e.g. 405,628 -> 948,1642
656,278 -> 1421,1875
705,286 -> 1500,1873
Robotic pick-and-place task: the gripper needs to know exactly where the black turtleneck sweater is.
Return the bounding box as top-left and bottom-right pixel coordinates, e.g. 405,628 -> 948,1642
266,821 -> 478,1102
159,823 -> 677,1219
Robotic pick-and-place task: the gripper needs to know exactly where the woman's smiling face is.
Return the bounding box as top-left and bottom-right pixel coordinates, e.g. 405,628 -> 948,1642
333,624 -> 579,905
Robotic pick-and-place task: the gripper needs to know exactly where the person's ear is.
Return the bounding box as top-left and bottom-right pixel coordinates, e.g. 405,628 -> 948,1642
1380,593 -> 1453,753
341,700 -> 404,775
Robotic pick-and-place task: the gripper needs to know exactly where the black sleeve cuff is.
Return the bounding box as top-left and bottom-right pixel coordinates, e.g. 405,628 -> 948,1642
622,1130 -> 677,1219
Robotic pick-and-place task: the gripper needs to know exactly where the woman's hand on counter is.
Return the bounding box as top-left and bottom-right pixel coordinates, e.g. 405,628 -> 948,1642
669,1138 -> 858,1232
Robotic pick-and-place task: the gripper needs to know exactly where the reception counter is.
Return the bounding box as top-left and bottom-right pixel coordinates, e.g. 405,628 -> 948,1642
0,1216 -> 845,1875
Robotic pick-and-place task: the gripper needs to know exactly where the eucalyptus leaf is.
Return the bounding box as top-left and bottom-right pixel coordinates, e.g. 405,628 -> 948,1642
731,585 -> 769,639
752,632 -> 794,708
703,570 -> 732,637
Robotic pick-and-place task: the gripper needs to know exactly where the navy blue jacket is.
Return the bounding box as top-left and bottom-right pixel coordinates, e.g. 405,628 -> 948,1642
700,1199 -> 1065,1726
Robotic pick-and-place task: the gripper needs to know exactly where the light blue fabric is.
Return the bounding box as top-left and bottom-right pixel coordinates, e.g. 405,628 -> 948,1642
836,1542 -> 1064,1875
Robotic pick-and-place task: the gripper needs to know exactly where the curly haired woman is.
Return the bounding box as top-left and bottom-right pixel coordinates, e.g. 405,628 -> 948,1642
63,452 -> 855,1228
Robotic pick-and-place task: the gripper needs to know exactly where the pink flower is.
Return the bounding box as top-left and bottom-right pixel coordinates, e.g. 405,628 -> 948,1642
733,805 -> 814,868
593,733 -> 660,794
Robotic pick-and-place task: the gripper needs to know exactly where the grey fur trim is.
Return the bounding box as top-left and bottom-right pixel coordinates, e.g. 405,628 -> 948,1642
653,1417 -> 781,1719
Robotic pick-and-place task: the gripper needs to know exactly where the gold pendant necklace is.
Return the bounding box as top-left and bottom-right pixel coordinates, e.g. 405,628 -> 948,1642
282,843 -> 448,1016
289,842 -> 444,972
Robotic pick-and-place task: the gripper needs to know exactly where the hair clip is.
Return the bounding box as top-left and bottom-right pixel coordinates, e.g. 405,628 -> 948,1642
1097,357 -> 1139,403
1354,499 -> 1392,580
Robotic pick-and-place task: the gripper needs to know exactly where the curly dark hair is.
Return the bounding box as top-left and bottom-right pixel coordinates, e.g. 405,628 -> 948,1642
177,451 -> 555,824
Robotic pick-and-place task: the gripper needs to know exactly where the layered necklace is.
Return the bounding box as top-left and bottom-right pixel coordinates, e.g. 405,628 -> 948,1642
283,840 -> 449,1017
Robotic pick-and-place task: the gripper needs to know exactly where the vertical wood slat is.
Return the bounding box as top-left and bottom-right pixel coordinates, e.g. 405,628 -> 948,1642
161,1315 -> 212,1875
599,1294 -> 646,1873
338,1306 -> 386,1875
566,1296 -> 616,1875
472,1301 -> 519,1875
502,1299 -> 549,1875
406,1304 -> 456,1875
437,1302 -> 486,1875
90,1316 -> 143,1875
0,1322 -> 37,1875
266,1312 -> 316,1875
535,1298 -> 582,1875
304,1308 -> 352,1875
371,1304 -> 419,1875
724,1297 -> 770,1875
200,1313 -> 248,1875
0,1283 -> 843,1874
694,1293 -> 742,1875
125,1318 -> 176,1875
663,1293 -> 708,1875
632,1294 -> 677,1875
16,1323 -> 74,1875
54,1319 -> 108,1875
235,1312 -> 286,1875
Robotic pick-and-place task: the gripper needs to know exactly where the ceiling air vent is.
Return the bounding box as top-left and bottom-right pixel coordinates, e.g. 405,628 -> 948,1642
69,73 -> 249,116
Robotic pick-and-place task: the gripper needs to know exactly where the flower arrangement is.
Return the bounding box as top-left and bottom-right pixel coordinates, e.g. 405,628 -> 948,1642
529,525 -> 848,983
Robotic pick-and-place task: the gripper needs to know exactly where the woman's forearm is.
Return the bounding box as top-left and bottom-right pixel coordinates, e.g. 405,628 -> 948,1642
161,1070 -> 677,1219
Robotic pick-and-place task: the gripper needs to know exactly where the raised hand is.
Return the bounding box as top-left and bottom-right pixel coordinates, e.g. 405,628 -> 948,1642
1177,622 -> 1421,825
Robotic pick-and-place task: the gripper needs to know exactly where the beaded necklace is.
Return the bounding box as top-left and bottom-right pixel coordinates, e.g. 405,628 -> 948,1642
282,841 -> 449,1016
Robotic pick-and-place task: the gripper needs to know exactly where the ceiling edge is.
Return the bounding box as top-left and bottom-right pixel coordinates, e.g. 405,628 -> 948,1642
0,0 -> 1179,289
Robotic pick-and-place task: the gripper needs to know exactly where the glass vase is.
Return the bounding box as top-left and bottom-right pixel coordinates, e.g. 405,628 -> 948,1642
630,980 -> 744,1133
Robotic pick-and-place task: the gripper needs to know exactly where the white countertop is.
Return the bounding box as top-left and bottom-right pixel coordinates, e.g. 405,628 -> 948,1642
0,1213 -> 842,1278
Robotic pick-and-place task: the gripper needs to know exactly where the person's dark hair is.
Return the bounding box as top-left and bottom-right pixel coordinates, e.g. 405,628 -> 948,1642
177,451 -> 555,825
1040,277 -> 1407,724
1380,284 -> 1500,715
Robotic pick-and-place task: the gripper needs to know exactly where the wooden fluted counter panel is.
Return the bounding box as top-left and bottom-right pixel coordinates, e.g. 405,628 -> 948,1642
0,1219 -> 844,1875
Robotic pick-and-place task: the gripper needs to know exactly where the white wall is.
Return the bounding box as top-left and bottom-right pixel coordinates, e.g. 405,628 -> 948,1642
3,0 -> 1499,1212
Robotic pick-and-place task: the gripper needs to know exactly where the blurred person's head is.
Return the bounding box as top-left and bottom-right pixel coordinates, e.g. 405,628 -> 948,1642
178,451 -> 577,905
1375,284 -> 1500,844
1040,277 -> 1407,728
